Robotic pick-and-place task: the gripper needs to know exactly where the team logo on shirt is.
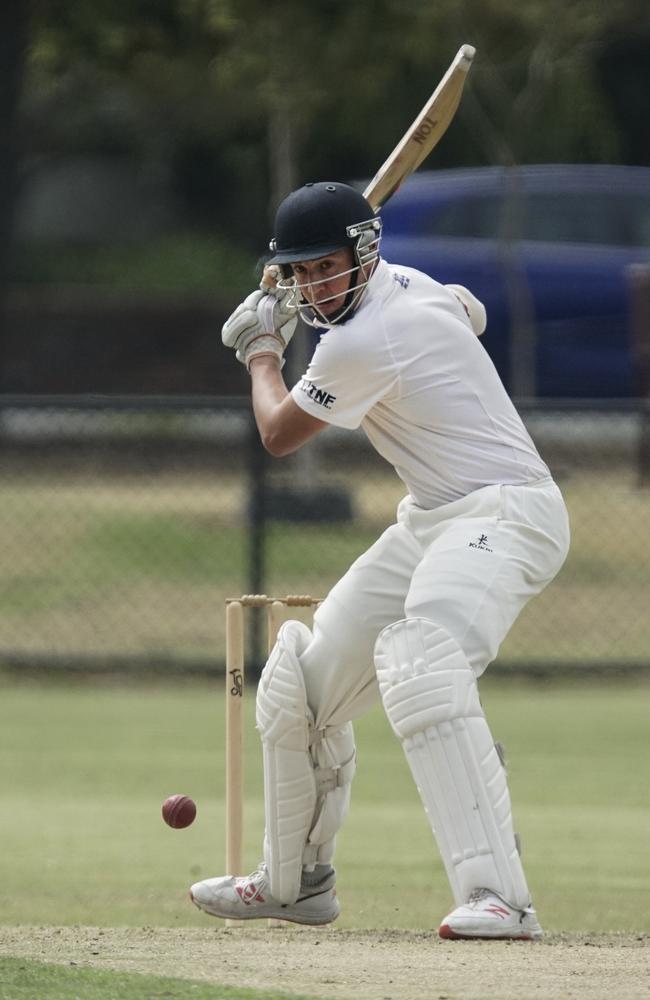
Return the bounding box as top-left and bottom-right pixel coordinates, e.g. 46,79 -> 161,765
393,272 -> 410,289
297,378 -> 336,410
469,533 -> 493,552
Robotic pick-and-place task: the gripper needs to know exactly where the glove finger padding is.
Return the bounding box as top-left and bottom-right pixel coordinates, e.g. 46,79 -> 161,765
221,289 -> 265,349
222,286 -> 298,368
266,282 -> 298,326
235,303 -> 297,369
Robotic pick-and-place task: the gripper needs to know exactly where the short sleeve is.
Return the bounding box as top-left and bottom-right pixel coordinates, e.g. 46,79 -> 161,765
290,325 -> 397,429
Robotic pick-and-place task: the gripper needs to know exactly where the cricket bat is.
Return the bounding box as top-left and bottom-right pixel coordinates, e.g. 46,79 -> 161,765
363,44 -> 476,213
261,45 -> 475,288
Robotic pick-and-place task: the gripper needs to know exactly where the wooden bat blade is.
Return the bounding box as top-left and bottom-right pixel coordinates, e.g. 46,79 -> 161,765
363,44 -> 476,213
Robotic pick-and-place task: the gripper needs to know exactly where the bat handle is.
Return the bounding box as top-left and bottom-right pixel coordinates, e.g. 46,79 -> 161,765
261,264 -> 281,291
459,44 -> 476,66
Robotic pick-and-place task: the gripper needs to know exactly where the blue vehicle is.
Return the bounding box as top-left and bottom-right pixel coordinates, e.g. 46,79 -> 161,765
377,165 -> 650,398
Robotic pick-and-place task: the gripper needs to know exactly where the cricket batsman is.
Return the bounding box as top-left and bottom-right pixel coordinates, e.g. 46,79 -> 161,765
190,181 -> 570,939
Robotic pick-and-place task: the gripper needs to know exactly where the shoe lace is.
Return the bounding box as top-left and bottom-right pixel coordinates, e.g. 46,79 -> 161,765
467,887 -> 534,917
467,888 -> 492,904
241,862 -> 268,887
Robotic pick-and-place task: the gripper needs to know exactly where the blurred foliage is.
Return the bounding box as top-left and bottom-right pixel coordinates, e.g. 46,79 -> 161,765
11,232 -> 257,293
13,0 -> 650,259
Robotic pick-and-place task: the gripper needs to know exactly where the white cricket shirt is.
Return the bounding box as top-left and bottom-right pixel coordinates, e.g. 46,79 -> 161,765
291,259 -> 550,509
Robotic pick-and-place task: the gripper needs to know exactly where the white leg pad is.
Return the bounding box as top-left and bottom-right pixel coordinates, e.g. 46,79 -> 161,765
374,618 -> 530,909
256,620 -> 356,903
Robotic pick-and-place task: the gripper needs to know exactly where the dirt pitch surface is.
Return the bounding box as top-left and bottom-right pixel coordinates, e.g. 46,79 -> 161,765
1,926 -> 649,999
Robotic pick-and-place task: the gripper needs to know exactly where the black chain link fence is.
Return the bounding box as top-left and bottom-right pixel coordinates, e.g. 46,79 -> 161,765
0,395 -> 648,677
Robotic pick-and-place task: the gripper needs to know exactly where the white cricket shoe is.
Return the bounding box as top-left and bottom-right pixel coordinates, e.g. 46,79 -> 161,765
438,888 -> 543,940
190,863 -> 339,926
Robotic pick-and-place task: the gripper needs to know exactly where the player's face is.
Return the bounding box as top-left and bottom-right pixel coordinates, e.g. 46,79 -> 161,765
291,249 -> 356,317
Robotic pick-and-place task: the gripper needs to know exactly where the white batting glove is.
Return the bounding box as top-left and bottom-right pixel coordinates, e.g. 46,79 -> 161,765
222,278 -> 298,369
446,284 -> 487,337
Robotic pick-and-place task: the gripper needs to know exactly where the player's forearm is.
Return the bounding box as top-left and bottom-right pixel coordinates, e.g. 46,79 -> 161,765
249,356 -> 289,449
249,356 -> 309,459
248,356 -> 326,457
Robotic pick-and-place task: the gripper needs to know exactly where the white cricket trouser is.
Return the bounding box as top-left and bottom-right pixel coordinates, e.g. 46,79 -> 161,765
299,477 -> 570,727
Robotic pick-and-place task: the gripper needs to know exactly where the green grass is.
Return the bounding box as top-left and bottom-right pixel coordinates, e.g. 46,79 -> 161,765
0,677 -> 649,933
0,957 -> 322,1000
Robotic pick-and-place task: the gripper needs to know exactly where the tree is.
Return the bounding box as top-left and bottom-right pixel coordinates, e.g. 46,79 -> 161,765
20,0 -> 645,255
595,5 -> 650,167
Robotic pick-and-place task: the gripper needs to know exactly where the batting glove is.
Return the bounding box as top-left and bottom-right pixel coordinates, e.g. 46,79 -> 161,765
222,279 -> 298,370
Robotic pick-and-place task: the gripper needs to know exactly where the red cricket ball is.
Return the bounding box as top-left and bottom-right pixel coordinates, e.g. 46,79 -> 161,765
162,794 -> 197,829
